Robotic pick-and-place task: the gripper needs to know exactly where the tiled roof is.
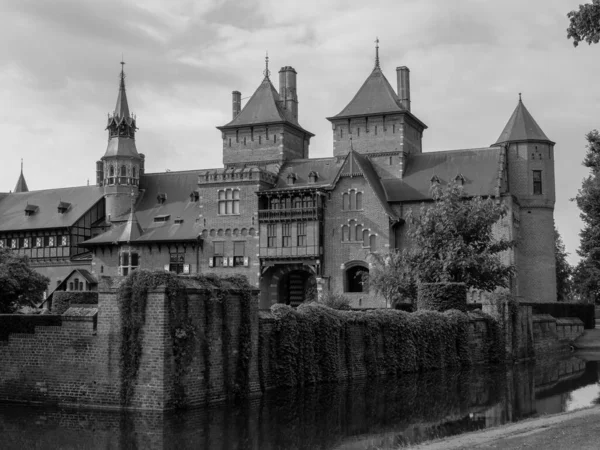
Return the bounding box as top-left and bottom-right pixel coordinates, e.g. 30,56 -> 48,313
82,170 -> 205,245
271,158 -> 343,190
382,148 -> 503,202
103,137 -> 139,158
330,67 -> 405,118
495,99 -> 552,144
0,186 -> 104,232
218,76 -> 313,136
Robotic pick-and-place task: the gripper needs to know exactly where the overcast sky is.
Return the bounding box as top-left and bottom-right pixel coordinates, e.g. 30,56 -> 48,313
0,0 -> 598,265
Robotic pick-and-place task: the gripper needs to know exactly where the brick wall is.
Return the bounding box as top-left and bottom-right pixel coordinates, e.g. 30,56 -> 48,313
0,279 -> 260,410
532,314 -> 584,355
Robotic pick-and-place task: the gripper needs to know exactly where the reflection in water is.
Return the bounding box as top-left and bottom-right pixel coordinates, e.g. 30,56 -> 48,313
0,358 -> 598,450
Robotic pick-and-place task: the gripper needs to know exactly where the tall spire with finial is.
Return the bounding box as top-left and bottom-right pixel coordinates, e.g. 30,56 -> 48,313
375,37 -> 380,69
263,51 -> 270,79
14,158 -> 29,193
114,58 -> 130,119
519,92 -> 522,102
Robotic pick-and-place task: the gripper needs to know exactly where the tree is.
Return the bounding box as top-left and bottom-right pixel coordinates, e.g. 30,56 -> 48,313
369,183 -> 516,302
365,251 -> 417,307
0,247 -> 49,313
573,130 -> 600,303
555,226 -> 573,302
567,0 -> 600,47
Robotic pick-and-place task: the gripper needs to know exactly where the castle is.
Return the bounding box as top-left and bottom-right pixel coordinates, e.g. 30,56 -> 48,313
0,45 -> 558,308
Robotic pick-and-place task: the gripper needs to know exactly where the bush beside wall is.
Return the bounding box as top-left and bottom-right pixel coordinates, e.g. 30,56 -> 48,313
260,303 -> 495,390
52,291 -> 99,315
417,282 -> 467,312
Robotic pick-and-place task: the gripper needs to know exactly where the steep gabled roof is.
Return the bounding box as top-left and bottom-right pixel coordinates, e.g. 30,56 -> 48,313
82,170 -> 205,246
270,157 -> 343,190
0,186 -> 104,232
382,148 -> 504,202
495,98 -> 553,145
331,67 -> 405,119
218,76 -> 314,136
332,150 -> 397,219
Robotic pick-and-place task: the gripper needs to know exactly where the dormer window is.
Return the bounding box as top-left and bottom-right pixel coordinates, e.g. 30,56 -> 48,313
190,191 -> 199,202
430,175 -> 440,186
24,204 -> 39,216
57,201 -> 71,214
287,173 -> 297,186
308,171 -> 318,183
174,218 -> 184,224
455,174 -> 465,186
157,193 -> 167,204
153,214 -> 171,223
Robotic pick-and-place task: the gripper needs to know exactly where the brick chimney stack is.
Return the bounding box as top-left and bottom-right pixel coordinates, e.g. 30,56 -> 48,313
396,66 -> 411,111
232,91 -> 241,119
278,66 -> 298,121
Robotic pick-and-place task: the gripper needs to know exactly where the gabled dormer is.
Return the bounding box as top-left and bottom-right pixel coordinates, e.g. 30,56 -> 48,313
217,55 -> 314,169
326,40 -> 427,159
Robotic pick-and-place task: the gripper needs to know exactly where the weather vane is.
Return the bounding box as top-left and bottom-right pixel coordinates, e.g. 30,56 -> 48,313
263,51 -> 270,79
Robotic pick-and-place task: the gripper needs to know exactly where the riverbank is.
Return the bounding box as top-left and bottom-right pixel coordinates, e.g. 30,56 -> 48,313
411,405 -> 600,450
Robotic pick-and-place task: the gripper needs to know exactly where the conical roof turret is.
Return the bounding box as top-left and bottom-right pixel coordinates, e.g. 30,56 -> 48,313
14,159 -> 28,193
495,95 -> 553,145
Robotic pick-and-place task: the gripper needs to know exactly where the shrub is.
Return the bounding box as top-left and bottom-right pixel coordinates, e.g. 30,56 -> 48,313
320,291 -> 351,310
417,282 -> 467,312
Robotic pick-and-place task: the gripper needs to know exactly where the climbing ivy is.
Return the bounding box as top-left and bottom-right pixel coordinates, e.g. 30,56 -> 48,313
264,303 -> 491,389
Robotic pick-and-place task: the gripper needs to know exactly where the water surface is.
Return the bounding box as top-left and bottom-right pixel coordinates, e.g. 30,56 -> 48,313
0,356 -> 598,449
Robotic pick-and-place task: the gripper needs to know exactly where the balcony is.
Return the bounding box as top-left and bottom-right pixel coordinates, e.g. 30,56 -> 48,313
259,245 -> 321,259
258,207 -> 322,222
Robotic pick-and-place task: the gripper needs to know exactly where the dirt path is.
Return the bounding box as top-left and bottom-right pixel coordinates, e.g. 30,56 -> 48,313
410,406 -> 600,450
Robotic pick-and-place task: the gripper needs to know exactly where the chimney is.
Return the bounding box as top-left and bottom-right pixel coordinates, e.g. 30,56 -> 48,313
278,66 -> 298,121
396,66 -> 411,111
232,91 -> 241,119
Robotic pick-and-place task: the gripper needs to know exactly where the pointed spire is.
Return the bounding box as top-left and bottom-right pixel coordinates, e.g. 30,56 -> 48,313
14,159 -> 29,193
114,59 -> 130,119
375,37 -> 380,69
263,51 -> 270,79
121,190 -> 142,243
495,95 -> 553,145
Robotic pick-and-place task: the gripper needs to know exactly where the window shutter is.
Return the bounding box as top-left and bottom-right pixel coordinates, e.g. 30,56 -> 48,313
243,256 -> 249,267
163,264 -> 170,271
117,267 -> 122,276
223,258 -> 229,267
183,264 -> 190,274
228,257 -> 234,267
209,258 -> 214,267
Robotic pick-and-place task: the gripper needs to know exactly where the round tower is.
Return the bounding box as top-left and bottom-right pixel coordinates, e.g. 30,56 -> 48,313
101,61 -> 142,221
495,95 -> 556,302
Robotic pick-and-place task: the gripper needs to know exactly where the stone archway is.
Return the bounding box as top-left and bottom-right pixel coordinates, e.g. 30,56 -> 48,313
262,264 -> 317,308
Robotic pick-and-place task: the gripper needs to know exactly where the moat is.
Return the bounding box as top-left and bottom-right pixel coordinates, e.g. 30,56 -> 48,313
1,356 -> 598,449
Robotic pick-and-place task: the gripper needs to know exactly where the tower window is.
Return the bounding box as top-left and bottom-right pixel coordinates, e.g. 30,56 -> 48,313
119,251 -> 139,276
357,128 -> 360,137
374,125 -> 378,135
109,166 -> 115,177
132,166 -> 137,178
533,170 -> 542,195
169,252 -> 185,274
244,137 -> 246,145
218,189 -> 240,215
120,165 -> 127,176
340,128 -> 343,138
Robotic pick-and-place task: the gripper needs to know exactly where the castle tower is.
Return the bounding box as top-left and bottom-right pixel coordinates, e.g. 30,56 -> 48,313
99,61 -> 142,221
495,94 -> 557,302
217,54 -> 314,169
14,159 -> 29,193
326,39 -> 427,178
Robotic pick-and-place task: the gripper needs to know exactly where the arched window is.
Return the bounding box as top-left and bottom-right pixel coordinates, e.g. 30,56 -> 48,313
345,264 -> 369,293
109,166 -> 114,177
355,224 -> 362,242
303,195 -> 315,208
356,192 -> 363,210
349,190 -> 356,210
342,193 -> 350,210
132,166 -> 137,178
271,198 -> 280,210
363,229 -> 370,246
349,220 -> 356,240
369,234 -> 377,251
342,225 -> 349,242
293,196 -> 302,209
120,165 -> 127,177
